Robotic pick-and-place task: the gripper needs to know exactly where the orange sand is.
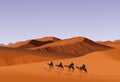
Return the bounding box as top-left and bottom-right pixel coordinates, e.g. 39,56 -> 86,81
0,48 -> 120,82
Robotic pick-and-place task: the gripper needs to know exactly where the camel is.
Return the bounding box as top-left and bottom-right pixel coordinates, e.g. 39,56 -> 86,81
47,61 -> 54,69
55,62 -> 64,70
76,65 -> 88,73
64,63 -> 74,72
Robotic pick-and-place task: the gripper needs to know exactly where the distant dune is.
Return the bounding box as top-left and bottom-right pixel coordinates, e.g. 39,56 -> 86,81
9,36 -> 61,48
0,44 -> 6,47
114,40 -> 120,42
97,40 -> 120,48
0,36 -> 113,66
30,36 -> 112,57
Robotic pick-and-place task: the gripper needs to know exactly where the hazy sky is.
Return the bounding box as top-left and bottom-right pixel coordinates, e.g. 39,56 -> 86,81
0,0 -> 120,44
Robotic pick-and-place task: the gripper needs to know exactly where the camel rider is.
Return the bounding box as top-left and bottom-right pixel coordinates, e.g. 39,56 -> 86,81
50,61 -> 53,66
58,62 -> 63,66
82,64 -> 86,68
69,62 -> 74,68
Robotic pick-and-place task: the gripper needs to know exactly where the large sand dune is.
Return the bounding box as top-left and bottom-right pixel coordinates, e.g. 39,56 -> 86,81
31,36 -> 112,57
8,36 -> 61,48
0,36 -> 112,66
0,48 -> 120,82
0,47 -> 60,66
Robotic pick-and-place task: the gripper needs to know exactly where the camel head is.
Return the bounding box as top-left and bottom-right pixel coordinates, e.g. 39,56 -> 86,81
76,66 -> 80,69
64,65 -> 68,67
55,64 -> 58,66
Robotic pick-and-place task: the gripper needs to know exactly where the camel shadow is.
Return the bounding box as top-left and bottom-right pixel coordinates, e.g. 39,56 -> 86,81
65,71 -> 74,77
55,70 -> 63,74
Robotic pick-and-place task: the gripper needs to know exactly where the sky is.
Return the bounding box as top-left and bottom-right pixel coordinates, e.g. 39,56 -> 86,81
0,0 -> 120,44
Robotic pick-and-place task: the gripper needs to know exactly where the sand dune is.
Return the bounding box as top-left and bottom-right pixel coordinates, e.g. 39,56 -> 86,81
0,36 -> 113,66
114,40 -> 120,42
36,36 -> 61,42
0,37 -> 120,82
97,41 -> 120,48
31,36 -> 112,57
103,48 -> 120,61
0,47 -> 61,66
8,36 -> 60,48
0,44 -> 6,47
0,48 -> 120,82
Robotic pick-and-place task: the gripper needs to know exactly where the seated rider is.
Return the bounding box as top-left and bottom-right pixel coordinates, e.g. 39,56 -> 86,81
58,62 -> 63,67
82,64 -> 86,68
69,62 -> 74,67
49,61 -> 53,66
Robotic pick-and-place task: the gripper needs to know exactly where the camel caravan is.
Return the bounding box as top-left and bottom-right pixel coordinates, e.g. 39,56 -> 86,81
44,61 -> 88,74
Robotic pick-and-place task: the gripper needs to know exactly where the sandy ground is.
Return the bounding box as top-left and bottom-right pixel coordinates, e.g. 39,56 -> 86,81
0,49 -> 120,82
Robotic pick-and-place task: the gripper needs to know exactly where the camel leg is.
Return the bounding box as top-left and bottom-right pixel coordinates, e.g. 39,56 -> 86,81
62,67 -> 64,70
72,68 -> 74,72
85,70 -> 87,73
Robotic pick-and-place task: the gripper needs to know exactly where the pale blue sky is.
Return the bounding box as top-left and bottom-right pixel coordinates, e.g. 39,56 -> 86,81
0,0 -> 120,44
